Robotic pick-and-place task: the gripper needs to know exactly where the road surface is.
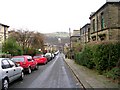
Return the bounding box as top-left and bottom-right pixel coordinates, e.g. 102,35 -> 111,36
9,54 -> 81,88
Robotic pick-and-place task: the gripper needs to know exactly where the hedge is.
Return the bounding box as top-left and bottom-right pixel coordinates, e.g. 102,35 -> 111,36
74,41 -> 120,75
75,46 -> 95,69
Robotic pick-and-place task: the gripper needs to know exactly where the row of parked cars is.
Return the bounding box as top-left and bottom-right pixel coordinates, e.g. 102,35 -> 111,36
0,51 -> 59,90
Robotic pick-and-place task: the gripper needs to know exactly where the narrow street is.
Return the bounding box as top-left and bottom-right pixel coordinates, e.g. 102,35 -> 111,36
9,54 -> 81,88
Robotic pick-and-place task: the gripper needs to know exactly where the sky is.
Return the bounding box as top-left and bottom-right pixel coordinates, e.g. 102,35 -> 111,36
0,0 -> 106,33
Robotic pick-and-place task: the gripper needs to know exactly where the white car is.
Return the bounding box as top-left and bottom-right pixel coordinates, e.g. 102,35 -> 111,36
0,58 -> 24,90
45,53 -> 53,61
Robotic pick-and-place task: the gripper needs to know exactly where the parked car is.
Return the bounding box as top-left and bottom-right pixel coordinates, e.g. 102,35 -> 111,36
11,55 -> 38,74
54,50 -> 59,56
0,58 -> 24,90
33,55 -> 47,65
51,53 -> 55,59
45,53 -> 53,61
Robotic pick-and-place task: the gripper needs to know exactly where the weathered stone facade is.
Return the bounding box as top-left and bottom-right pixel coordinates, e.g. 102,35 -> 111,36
0,23 -> 9,53
80,23 -> 90,44
89,2 -> 120,42
70,30 -> 80,47
0,23 -> 9,43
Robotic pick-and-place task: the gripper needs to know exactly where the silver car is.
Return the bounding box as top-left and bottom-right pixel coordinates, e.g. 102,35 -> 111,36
0,58 -> 24,90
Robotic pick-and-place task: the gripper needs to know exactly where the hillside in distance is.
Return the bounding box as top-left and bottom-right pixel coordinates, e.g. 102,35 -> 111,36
44,32 -> 70,45
45,32 -> 69,37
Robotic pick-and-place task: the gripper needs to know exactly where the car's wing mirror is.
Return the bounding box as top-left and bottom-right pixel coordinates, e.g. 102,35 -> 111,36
2,65 -> 6,69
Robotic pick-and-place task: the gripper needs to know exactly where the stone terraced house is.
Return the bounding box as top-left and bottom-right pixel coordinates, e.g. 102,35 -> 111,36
89,2 -> 120,42
0,23 -> 9,52
80,23 -> 90,44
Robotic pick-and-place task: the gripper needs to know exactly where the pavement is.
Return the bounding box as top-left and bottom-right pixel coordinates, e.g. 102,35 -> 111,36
64,58 -> 119,89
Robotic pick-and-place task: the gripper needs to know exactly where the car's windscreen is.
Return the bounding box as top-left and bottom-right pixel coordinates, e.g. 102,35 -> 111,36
11,57 -> 24,62
33,56 -> 42,58
45,53 -> 51,56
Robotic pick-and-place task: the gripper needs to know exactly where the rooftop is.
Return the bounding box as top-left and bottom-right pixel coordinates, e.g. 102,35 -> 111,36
0,23 -> 9,27
106,0 -> 120,2
81,23 -> 90,30
72,30 -> 80,36
89,2 -> 120,19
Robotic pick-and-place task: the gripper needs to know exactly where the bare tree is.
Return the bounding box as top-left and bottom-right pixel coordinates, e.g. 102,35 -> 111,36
31,32 -> 44,50
9,29 -> 44,54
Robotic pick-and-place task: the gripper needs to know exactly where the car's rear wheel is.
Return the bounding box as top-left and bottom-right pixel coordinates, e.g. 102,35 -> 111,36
28,67 -> 32,74
44,62 -> 46,65
45,61 -> 48,64
2,79 -> 9,90
35,64 -> 39,70
46,61 -> 48,64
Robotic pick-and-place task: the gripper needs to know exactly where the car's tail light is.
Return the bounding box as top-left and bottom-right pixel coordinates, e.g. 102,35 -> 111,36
16,62 -> 20,66
22,62 -> 26,65
36,58 -> 39,60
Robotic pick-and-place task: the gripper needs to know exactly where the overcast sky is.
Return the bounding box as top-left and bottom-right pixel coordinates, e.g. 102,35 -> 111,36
0,0 -> 106,33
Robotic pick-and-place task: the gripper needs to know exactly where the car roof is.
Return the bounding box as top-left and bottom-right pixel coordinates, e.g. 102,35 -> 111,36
0,58 -> 9,60
12,55 -> 32,59
0,58 -> 9,65
45,53 -> 51,54
12,56 -> 25,58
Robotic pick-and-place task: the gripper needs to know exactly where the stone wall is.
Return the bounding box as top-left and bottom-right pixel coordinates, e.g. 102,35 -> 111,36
90,2 -> 120,42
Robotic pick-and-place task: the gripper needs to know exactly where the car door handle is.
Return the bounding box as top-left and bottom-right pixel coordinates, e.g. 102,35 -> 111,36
6,71 -> 8,73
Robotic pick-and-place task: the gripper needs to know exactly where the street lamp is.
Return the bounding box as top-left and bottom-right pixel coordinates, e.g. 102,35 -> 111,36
58,37 -> 62,53
58,38 -> 61,43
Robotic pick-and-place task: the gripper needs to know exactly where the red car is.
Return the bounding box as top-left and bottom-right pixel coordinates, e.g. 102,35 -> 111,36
11,55 -> 38,74
33,55 -> 48,65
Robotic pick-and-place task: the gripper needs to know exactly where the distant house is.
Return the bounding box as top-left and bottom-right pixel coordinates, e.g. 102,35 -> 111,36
70,30 -> 80,47
80,23 -> 90,44
0,23 -> 9,53
89,2 -> 120,42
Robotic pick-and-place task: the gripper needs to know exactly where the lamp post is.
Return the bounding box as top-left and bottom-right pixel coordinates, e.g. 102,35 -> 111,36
58,37 -> 61,53
69,28 -> 72,59
58,38 -> 61,43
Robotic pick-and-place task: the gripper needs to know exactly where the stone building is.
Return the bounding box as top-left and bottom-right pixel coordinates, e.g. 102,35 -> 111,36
70,30 -> 80,59
0,23 -> 9,43
80,23 -> 90,44
0,23 -> 9,53
89,2 -> 120,42
70,30 -> 80,47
